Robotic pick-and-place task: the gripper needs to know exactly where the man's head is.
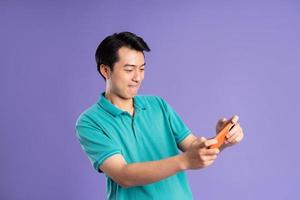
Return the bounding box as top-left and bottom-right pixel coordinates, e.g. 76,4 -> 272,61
95,32 -> 150,99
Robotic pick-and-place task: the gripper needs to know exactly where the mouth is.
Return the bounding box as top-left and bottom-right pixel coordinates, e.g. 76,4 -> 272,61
129,85 -> 139,88
128,85 -> 140,93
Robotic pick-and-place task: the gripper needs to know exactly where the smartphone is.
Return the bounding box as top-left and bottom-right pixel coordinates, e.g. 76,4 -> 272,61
209,121 -> 235,149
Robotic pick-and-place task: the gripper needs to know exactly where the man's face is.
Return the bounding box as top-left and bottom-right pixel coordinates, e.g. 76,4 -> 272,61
106,47 -> 145,100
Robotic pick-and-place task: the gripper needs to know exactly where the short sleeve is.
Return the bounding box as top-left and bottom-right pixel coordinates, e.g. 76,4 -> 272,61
158,97 -> 191,144
75,114 -> 122,173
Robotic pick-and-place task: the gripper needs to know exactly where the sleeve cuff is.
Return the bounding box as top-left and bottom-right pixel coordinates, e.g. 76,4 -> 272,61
94,150 -> 122,173
176,130 -> 192,144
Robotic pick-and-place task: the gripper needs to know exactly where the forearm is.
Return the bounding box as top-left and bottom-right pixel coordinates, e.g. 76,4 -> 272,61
120,154 -> 186,187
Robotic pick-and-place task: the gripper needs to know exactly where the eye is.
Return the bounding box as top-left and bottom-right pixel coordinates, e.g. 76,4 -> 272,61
140,68 -> 145,71
124,69 -> 133,72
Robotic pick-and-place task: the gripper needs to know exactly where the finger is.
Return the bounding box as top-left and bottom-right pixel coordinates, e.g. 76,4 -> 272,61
230,115 -> 239,124
234,131 -> 244,143
208,155 -> 218,161
203,138 -> 218,148
202,155 -> 218,162
227,130 -> 239,141
227,136 -> 238,144
200,153 -> 218,162
203,159 -> 216,167
226,123 -> 241,138
201,148 -> 220,155
227,132 -> 242,143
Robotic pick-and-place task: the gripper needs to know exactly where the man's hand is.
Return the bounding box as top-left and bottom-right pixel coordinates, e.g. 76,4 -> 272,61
216,115 -> 244,149
182,137 -> 220,170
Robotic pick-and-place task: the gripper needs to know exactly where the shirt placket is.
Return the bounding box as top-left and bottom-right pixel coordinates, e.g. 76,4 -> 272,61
122,110 -> 139,141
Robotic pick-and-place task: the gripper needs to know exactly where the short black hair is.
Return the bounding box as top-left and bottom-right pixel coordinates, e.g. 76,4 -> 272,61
95,32 -> 151,80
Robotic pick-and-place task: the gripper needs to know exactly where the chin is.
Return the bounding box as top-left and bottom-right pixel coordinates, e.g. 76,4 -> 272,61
121,93 -> 136,100
128,93 -> 137,98
127,90 -> 139,98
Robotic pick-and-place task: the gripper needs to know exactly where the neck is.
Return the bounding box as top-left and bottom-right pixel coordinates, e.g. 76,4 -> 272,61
104,91 -> 134,115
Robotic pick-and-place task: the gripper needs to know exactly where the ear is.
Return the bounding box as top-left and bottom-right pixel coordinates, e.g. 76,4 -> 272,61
99,64 -> 111,80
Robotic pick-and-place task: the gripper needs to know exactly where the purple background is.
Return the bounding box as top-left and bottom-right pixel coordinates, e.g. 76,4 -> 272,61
1,1 -> 299,199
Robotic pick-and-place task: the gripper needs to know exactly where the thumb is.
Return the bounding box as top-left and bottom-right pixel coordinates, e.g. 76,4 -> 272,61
220,117 -> 227,123
199,136 -> 206,142
195,137 -> 207,148
230,115 -> 239,124
216,117 -> 227,131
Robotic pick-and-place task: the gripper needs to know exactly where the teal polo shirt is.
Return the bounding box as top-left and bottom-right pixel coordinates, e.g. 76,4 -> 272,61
75,92 -> 193,200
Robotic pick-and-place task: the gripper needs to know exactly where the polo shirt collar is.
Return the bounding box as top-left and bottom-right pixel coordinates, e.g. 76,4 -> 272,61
98,92 -> 146,117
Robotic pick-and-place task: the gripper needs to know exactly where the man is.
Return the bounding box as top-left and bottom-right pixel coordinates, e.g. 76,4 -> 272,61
75,32 -> 244,200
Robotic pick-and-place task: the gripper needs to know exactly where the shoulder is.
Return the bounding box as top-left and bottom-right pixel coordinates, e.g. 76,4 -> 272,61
75,103 -> 102,128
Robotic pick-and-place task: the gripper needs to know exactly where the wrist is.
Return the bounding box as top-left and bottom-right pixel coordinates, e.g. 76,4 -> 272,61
177,153 -> 188,171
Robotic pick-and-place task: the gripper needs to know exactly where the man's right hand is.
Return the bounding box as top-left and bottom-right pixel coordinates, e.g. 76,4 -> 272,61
181,137 -> 220,170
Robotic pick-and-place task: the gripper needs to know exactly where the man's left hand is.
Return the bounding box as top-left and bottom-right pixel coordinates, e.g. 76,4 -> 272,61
216,115 -> 244,148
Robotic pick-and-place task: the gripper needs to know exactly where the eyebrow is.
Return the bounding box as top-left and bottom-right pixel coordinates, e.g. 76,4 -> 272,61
123,63 -> 146,68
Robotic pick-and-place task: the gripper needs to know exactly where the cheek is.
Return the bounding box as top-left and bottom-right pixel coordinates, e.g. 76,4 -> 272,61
110,74 -> 123,87
115,74 -> 132,89
140,71 -> 145,80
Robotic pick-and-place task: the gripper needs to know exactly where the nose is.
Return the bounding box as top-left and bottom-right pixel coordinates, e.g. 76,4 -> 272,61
132,69 -> 143,82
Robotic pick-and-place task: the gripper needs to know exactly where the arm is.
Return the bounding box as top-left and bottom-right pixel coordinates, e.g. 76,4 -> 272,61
178,133 -> 198,152
100,154 -> 186,188
100,138 -> 219,188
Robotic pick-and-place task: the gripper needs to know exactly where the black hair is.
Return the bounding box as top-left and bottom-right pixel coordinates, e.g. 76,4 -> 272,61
95,32 -> 151,80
